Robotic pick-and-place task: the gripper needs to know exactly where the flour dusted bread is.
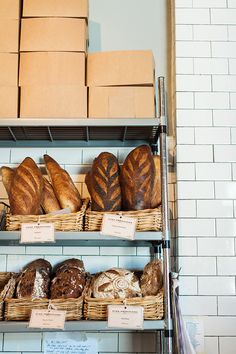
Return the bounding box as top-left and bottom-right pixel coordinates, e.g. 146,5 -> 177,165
140,259 -> 163,296
16,259 -> 52,299
9,157 -> 43,215
92,268 -> 141,299
41,177 -> 61,213
121,145 -> 155,211
0,166 -> 14,196
50,258 -> 86,299
151,155 -> 162,208
44,154 -> 82,212
85,152 -> 121,211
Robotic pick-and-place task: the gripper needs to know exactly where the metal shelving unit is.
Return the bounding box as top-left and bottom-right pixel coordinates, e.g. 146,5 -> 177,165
0,77 -> 173,353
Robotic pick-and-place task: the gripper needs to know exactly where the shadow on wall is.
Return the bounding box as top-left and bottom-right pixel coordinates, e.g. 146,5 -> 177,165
88,21 -> 101,52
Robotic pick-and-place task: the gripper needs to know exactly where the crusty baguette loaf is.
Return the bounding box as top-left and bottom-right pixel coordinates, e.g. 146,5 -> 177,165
9,157 -> 43,215
41,177 -> 61,214
86,152 -> 121,211
44,154 -> 82,212
120,145 -> 155,211
151,155 -> 162,208
0,166 -> 14,196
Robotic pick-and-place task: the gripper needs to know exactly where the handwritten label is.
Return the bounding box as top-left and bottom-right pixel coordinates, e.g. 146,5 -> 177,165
101,214 -> 137,240
44,337 -> 98,354
107,305 -> 144,329
29,309 -> 66,330
21,223 -> 55,243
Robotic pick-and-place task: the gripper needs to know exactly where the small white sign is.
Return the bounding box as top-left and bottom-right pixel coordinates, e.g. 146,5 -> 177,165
107,305 -> 144,329
21,223 -> 55,243
29,309 -> 66,330
101,214 -> 137,240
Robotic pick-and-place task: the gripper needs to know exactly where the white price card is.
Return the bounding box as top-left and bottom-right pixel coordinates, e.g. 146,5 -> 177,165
21,223 -> 55,243
107,305 -> 144,329
29,309 -> 66,330
101,214 -> 137,240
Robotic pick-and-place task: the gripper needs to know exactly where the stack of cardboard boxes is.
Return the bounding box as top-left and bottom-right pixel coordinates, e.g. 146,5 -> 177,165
87,50 -> 156,118
0,0 -> 20,118
19,0 -> 88,118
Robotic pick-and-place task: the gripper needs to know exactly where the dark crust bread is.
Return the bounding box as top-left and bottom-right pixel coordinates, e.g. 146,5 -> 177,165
86,152 -> 122,212
55,258 -> 85,275
23,258 -> 52,274
50,269 -> 86,299
16,269 -> 50,299
120,145 -> 155,211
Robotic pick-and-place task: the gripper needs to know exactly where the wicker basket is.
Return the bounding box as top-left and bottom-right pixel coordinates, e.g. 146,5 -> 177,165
6,198 -> 89,232
84,287 -> 164,321
85,206 -> 162,232
0,272 -> 17,321
4,297 -> 84,321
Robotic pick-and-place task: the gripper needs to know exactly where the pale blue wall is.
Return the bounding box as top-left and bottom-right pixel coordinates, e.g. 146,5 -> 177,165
89,0 -> 167,78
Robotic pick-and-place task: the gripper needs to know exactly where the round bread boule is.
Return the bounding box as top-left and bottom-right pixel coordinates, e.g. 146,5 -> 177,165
140,259 -> 163,296
23,258 -> 52,274
55,258 -> 85,275
50,269 -> 86,299
92,268 -> 141,299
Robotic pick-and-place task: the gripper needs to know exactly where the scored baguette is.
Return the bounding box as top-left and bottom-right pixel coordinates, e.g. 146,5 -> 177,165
0,166 -> 14,196
41,177 -> 61,214
44,154 -> 82,212
151,155 -> 162,208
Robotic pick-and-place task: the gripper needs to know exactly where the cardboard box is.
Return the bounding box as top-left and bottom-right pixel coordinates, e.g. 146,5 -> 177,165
0,20 -> 19,52
89,86 -> 155,118
19,52 -> 85,86
87,50 -> 155,87
0,87 -> 18,118
20,18 -> 87,52
23,0 -> 88,18
0,0 -> 20,19
0,53 -> 18,86
20,86 -> 87,118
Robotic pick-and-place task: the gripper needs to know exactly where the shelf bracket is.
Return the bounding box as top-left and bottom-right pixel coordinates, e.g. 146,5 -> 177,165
8,127 -> 17,142
47,127 -> 53,142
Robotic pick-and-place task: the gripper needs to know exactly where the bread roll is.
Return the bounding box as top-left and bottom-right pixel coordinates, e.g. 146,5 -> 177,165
9,157 -> 43,215
0,166 -> 14,196
86,152 -> 121,211
41,177 -> 61,213
121,145 -> 155,210
92,268 -> 141,299
44,154 -> 82,212
140,259 -> 163,296
16,259 -> 52,299
151,155 -> 162,208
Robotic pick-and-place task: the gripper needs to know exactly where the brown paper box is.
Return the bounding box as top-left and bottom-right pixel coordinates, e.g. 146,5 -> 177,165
0,87 -> 18,118
87,50 -> 155,87
20,86 -> 87,118
23,0 -> 88,18
20,18 -> 87,52
0,20 -> 19,52
19,52 -> 85,86
0,53 -> 18,86
0,0 -> 20,19
89,86 -> 156,118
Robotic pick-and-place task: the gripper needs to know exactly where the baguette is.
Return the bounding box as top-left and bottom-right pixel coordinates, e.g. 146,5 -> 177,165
86,152 -> 121,211
41,177 -> 61,214
120,145 -> 154,210
151,155 -> 162,208
9,157 -> 43,215
44,154 -> 82,212
0,166 -> 14,196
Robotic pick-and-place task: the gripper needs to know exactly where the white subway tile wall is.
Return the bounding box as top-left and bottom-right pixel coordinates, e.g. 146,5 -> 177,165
176,2 -> 236,352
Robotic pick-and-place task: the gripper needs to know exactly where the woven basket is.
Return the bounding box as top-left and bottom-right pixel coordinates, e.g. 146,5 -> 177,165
84,287 -> 164,321
5,297 -> 84,321
6,199 -> 89,232
85,206 -> 162,232
0,272 -> 17,321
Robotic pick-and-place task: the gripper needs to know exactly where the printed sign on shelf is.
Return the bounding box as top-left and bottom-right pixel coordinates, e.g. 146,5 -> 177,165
21,223 -> 55,243
101,214 -> 137,240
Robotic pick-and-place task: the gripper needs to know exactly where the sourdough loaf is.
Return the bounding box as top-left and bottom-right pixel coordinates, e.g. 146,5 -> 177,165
9,157 -> 43,215
92,268 -> 141,299
120,145 -> 155,210
140,259 -> 163,296
151,155 -> 162,208
16,259 -> 51,299
44,154 -> 82,212
85,152 -> 121,212
41,177 -> 61,213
